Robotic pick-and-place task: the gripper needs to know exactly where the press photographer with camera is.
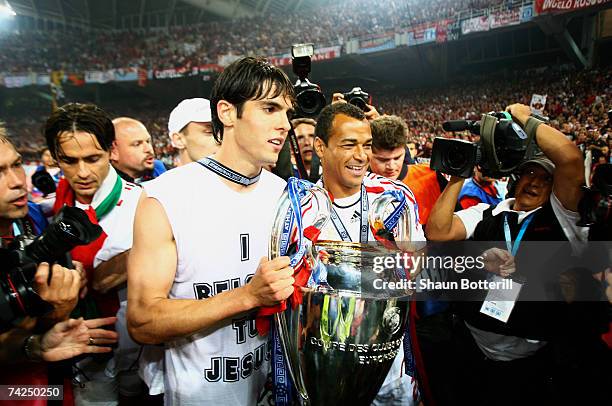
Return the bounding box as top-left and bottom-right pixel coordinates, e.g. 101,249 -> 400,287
426,103 -> 609,405
0,130 -> 118,400
0,131 -> 89,329
332,89 -> 381,121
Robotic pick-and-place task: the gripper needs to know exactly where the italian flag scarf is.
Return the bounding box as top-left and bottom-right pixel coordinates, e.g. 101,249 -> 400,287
52,167 -> 123,318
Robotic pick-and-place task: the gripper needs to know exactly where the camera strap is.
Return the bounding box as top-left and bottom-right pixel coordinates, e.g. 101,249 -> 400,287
287,127 -> 309,179
330,185 -> 369,243
9,218 -> 35,241
197,157 -> 261,186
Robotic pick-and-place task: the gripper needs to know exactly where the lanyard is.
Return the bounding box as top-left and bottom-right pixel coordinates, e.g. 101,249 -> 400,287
198,157 -> 261,186
330,185 -> 369,243
503,212 -> 534,257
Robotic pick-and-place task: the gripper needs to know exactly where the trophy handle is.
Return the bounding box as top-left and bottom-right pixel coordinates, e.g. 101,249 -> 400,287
368,191 -> 412,242
269,178 -> 332,405
269,179 -> 331,264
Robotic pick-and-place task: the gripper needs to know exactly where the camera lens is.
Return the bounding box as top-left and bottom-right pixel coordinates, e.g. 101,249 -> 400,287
446,144 -> 469,171
349,97 -> 368,112
297,89 -> 325,117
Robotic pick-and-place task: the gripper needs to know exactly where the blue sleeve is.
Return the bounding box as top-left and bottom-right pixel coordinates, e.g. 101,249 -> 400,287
27,201 -> 48,234
152,159 -> 168,178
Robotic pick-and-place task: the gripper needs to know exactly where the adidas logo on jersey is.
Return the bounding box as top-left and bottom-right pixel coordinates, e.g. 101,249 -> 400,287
350,210 -> 360,223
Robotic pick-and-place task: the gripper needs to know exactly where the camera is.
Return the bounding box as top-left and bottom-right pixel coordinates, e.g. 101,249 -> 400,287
343,87 -> 370,111
0,206 -> 102,331
430,112 -> 533,178
32,170 -> 57,196
291,43 -> 326,118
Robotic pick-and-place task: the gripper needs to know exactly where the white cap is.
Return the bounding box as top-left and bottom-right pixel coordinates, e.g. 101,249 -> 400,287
168,98 -> 212,134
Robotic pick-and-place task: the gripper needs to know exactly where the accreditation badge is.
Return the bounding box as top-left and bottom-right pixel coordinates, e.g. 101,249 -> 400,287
479,275 -> 523,323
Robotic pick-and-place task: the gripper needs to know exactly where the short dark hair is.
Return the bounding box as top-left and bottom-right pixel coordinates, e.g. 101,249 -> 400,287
291,118 -> 316,128
315,103 -> 366,145
210,57 -> 295,143
44,103 -> 115,160
0,122 -> 7,143
371,115 -> 408,151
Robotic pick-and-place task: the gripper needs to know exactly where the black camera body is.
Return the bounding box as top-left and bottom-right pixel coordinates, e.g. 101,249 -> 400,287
0,206 -> 102,331
291,44 -> 326,119
343,87 -> 370,111
31,170 -> 57,196
431,112 -> 532,178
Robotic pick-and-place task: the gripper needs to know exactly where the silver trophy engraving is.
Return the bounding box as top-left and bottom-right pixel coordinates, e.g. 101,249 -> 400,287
269,179 -> 415,405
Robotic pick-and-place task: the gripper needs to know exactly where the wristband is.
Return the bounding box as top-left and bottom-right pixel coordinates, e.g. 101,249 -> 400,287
525,116 -> 544,143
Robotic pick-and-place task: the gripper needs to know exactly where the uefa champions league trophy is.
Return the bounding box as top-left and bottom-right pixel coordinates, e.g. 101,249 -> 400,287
269,178 -> 415,405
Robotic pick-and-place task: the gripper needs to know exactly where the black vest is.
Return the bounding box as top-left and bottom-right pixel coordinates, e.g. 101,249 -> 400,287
457,200 -> 571,340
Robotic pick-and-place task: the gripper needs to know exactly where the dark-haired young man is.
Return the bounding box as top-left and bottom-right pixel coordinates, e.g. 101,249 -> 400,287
128,57 -> 296,404
44,103 -> 144,404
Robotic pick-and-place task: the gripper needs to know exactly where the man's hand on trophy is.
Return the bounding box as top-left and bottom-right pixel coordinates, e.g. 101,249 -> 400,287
246,256 -> 295,307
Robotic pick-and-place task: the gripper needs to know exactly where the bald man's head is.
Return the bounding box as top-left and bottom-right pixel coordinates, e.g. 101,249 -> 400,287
111,117 -> 155,179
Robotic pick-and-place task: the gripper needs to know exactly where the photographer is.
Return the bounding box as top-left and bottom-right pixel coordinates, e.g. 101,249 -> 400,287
1,131 -> 117,394
426,103 -> 609,404
1,132 -> 88,324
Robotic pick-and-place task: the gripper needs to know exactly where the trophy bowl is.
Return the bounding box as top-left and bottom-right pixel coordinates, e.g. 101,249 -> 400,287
275,241 -> 411,405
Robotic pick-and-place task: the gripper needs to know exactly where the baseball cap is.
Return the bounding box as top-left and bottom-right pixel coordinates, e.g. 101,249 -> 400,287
518,155 -> 555,175
168,98 -> 212,134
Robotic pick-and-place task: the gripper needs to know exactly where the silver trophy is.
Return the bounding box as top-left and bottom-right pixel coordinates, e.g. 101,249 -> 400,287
269,179 -> 415,405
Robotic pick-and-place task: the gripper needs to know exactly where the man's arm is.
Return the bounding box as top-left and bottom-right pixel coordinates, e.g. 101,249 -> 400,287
127,194 -> 295,345
425,176 -> 468,241
92,251 -> 129,294
507,104 -> 585,211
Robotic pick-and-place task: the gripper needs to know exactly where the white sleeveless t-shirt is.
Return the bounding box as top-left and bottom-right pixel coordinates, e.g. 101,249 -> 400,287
144,162 -> 286,405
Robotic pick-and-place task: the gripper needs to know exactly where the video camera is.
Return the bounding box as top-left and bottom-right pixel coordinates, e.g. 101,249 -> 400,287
343,87 -> 371,112
0,206 -> 102,331
431,111 -> 538,178
291,43 -> 326,119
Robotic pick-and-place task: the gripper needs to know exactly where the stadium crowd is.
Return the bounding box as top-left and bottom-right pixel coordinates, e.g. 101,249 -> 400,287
5,64 -> 610,172
0,0 -> 510,74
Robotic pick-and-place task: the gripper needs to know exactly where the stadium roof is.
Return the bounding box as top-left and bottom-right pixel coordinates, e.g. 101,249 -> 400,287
6,0 -> 330,30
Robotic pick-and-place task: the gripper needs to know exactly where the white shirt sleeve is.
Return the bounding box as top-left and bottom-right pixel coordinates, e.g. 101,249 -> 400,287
549,191 -> 589,242
454,203 -> 490,239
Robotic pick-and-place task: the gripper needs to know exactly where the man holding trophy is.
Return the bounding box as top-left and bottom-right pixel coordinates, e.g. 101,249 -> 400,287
311,102 -> 425,404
